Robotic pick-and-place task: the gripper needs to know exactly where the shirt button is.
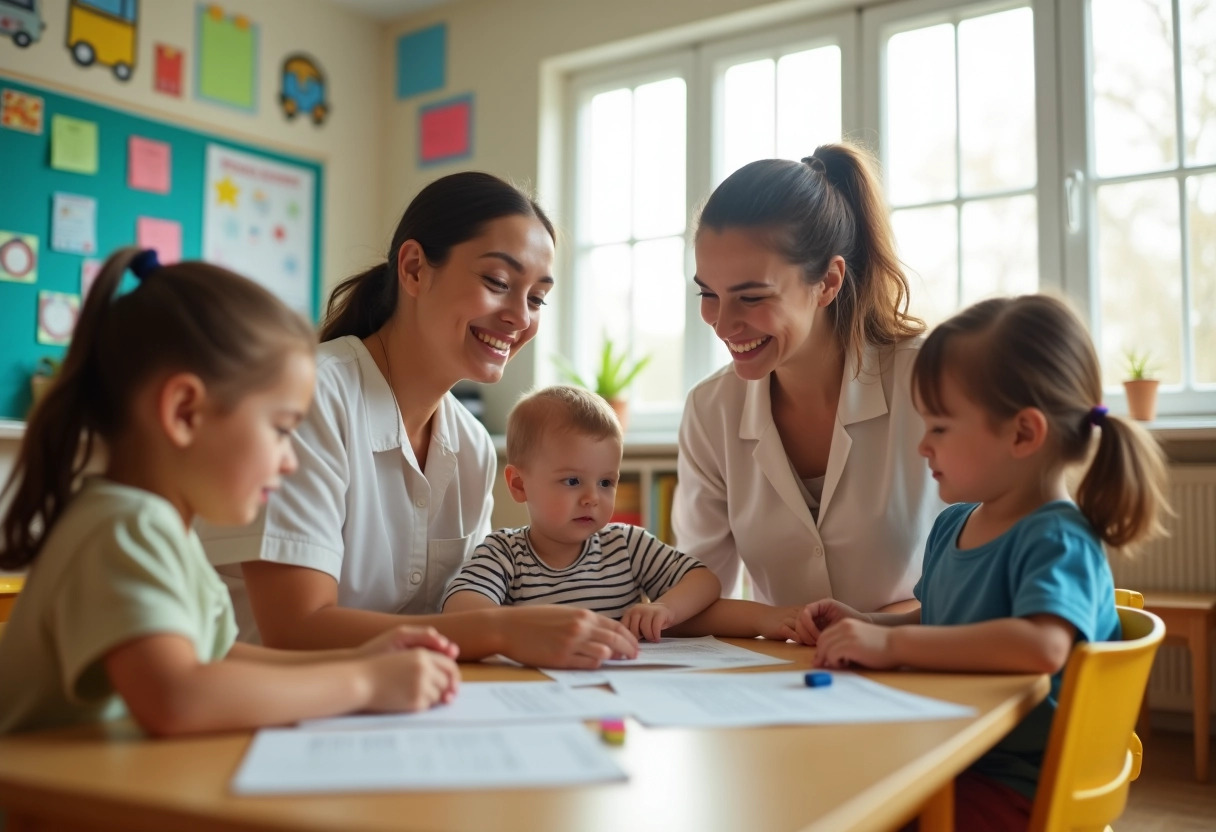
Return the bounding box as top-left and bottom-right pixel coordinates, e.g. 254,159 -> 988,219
814,546 -> 824,558
415,498 -> 427,508
409,572 -> 422,585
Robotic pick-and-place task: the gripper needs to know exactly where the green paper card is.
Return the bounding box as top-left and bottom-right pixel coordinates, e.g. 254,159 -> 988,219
51,115 -> 99,175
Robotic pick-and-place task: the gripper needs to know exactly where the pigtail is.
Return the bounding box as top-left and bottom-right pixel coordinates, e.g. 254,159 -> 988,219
1076,414 -> 1169,551
0,247 -> 140,569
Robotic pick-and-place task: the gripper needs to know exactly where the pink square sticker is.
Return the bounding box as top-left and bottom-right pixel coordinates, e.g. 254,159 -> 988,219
129,136 -> 172,194
420,96 -> 472,164
136,217 -> 182,264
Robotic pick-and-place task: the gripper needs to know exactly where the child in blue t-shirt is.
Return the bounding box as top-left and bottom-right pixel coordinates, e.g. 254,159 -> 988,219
794,295 -> 1168,831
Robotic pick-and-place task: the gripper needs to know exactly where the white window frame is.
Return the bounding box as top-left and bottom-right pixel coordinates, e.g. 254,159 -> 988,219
554,0 -> 1216,428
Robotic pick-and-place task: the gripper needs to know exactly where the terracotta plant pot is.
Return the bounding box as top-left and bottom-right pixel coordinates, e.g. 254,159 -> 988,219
1123,379 -> 1159,422
606,397 -> 629,432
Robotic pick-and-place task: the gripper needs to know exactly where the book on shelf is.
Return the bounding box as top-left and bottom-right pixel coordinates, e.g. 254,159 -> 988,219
654,473 -> 678,544
611,479 -> 642,528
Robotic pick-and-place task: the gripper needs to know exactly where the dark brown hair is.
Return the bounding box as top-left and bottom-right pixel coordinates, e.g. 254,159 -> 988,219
320,172 -> 555,342
912,294 -> 1168,550
506,385 -> 622,467
0,247 -> 316,569
697,141 -> 924,371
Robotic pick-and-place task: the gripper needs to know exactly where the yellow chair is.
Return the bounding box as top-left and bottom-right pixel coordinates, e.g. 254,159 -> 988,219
0,575 -> 24,622
1113,589 -> 1143,609
1028,605 -> 1165,832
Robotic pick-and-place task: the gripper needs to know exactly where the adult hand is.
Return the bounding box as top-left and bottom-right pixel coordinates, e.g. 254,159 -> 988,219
356,625 -> 460,660
500,606 -> 639,668
750,604 -> 800,641
811,619 -> 898,670
794,599 -> 869,645
363,648 -> 461,711
621,603 -> 675,643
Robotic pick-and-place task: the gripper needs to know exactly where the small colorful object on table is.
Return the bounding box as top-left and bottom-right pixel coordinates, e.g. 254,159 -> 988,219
598,718 -> 626,745
804,671 -> 832,688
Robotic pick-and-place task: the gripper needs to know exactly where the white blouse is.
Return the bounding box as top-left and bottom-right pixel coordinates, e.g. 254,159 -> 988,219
199,336 -> 495,642
672,340 -> 944,613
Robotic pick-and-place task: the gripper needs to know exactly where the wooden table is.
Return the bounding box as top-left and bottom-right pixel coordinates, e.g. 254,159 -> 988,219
0,639 -> 1048,832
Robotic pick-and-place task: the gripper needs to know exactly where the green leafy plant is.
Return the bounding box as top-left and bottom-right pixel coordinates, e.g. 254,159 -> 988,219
1122,348 -> 1157,381
552,337 -> 652,401
34,356 -> 62,378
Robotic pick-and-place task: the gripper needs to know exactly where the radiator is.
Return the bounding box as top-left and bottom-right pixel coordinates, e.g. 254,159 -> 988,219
1108,465 -> 1216,717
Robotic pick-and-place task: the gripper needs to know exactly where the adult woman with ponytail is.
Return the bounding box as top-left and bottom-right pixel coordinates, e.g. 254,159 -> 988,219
671,142 -> 944,638
200,172 -> 638,668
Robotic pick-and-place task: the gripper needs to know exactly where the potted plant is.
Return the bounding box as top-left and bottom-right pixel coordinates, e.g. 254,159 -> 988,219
553,337 -> 651,430
1122,348 -> 1159,422
29,356 -> 62,415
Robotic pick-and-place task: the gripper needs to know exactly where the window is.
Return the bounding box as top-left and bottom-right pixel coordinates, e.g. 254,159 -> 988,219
557,0 -> 1215,425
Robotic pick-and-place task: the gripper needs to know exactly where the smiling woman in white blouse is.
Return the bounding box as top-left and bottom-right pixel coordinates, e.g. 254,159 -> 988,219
672,143 -> 945,639
200,173 -> 638,668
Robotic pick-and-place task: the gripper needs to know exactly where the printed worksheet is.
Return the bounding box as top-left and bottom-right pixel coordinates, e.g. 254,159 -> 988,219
541,636 -> 791,687
603,670 -> 976,728
299,681 -> 626,731
232,723 -> 627,794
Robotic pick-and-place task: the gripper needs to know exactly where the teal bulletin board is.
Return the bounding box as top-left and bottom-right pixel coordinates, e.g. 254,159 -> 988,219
0,76 -> 324,420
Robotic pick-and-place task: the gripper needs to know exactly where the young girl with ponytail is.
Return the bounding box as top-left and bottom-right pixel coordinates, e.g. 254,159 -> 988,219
796,294 -> 1168,829
0,248 -> 459,735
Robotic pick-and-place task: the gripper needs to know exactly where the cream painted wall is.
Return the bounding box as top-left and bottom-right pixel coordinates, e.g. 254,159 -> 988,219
380,0 -> 839,431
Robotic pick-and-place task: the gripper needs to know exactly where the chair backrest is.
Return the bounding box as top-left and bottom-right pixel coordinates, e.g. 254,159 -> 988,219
1028,606 -> 1164,832
1113,589 -> 1144,609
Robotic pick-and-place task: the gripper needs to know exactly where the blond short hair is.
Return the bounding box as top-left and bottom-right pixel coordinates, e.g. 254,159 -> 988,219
506,385 -> 622,466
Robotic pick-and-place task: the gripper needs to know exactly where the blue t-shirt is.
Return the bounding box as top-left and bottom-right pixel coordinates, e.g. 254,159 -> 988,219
913,501 -> 1120,800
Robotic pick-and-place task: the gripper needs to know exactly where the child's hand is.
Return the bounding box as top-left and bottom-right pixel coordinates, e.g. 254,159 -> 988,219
362,648 -> 461,712
795,599 -> 869,645
811,619 -> 898,670
621,603 -> 676,643
356,625 -> 460,660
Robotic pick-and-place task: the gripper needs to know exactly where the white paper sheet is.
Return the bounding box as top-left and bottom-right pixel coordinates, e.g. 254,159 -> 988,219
299,682 -> 626,731
541,636 -> 791,687
603,670 -> 976,728
231,723 -> 627,794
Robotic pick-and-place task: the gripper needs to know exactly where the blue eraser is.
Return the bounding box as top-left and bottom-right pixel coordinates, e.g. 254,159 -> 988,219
804,671 -> 832,688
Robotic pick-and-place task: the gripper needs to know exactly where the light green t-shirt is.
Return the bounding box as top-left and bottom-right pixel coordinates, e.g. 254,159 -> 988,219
0,479 -> 237,734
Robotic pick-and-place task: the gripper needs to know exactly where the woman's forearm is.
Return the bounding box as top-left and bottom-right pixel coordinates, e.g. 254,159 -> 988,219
260,604 -> 507,659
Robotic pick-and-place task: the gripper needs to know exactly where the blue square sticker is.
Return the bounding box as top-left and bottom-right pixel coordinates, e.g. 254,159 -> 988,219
396,24 -> 446,100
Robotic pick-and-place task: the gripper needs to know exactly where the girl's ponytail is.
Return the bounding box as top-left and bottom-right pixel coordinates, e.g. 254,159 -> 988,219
1076,413 -> 1168,551
0,248 -> 140,569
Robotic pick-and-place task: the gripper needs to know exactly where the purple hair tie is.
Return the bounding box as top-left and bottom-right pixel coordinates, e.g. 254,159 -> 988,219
1087,405 -> 1108,427
130,249 -> 161,282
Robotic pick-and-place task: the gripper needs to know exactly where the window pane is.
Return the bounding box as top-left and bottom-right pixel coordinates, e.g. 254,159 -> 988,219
776,46 -> 842,161
585,89 -> 633,245
886,24 -> 956,205
960,196 -> 1038,304
632,238 -> 686,407
1188,174 -> 1216,383
580,244 -> 633,373
633,78 -> 687,240
1096,179 -> 1183,387
1181,0 -> 1216,166
1091,0 -> 1177,178
722,58 -> 775,179
892,205 -> 958,327
958,8 -> 1036,195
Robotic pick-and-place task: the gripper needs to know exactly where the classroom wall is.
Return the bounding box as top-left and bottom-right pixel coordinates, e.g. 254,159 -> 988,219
380,0 -> 843,432
0,0 -> 393,296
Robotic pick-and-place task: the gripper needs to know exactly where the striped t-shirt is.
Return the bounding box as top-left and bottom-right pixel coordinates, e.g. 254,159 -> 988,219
441,523 -> 705,619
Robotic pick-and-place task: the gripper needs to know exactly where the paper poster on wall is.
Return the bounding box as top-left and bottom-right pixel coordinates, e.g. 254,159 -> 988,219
137,217 -> 182,265
396,23 -> 445,99
419,94 -> 472,166
81,258 -> 102,299
155,44 -> 184,97
197,5 -> 258,111
129,136 -> 171,193
203,145 -> 314,316
37,291 -> 81,346
0,232 -> 38,283
1,89 -> 45,134
51,193 -> 98,255
51,115 -> 99,175
66,0 -> 140,82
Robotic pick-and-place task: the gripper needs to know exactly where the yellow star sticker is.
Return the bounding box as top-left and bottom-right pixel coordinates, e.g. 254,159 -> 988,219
216,176 -> 239,207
